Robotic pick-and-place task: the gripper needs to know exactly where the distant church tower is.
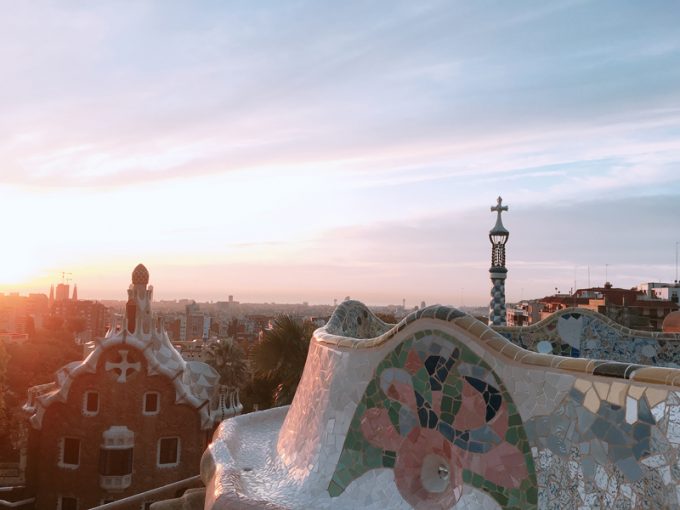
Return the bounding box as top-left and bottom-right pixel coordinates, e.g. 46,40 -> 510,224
488,196 -> 509,326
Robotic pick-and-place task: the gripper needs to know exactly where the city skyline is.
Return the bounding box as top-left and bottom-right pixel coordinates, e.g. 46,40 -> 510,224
1,1 -> 680,305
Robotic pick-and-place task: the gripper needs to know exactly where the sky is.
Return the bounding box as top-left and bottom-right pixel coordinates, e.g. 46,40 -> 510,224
1,0 -> 680,306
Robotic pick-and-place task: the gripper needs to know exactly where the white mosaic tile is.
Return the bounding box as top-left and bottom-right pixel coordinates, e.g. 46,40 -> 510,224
202,303 -> 680,510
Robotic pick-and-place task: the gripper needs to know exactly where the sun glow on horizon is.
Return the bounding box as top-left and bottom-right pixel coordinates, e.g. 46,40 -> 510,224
0,257 -> 44,287
1,2 -> 679,305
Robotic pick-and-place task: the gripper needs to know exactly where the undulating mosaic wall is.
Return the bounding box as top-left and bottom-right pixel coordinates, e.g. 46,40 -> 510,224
204,302 -> 680,510
496,308 -> 680,366
328,331 -> 536,509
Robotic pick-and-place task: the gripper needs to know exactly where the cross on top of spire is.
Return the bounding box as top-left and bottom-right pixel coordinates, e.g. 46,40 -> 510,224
489,196 -> 509,236
491,196 -> 508,215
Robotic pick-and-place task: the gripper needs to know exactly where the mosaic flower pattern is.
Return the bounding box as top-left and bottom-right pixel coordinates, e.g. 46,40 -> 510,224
329,330 -> 537,509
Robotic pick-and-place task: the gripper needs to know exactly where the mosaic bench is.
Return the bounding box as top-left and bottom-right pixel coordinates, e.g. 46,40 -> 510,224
496,307 -> 680,367
202,301 -> 680,509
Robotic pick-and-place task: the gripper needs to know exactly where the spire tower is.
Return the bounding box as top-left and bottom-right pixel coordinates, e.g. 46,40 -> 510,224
488,196 -> 509,326
127,264 -> 153,335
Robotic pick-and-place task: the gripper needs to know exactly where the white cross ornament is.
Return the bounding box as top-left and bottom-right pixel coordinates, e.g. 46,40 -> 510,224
105,350 -> 141,383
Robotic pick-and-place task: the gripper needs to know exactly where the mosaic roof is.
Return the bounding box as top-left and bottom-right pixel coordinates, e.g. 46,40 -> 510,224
131,263 -> 150,285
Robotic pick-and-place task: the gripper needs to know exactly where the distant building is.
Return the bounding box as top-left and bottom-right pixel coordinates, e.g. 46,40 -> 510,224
638,282 -> 680,304
537,283 -> 678,330
0,292 -> 49,334
172,338 -> 223,363
55,284 -> 70,302
215,296 -> 240,319
22,264 -> 221,510
184,302 -> 210,341
0,332 -> 29,345
506,300 -> 543,327
52,299 -> 111,343
164,317 -> 182,342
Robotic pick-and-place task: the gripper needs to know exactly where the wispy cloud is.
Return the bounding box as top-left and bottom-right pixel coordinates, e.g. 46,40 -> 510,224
1,1 -> 679,188
2,1 -> 680,303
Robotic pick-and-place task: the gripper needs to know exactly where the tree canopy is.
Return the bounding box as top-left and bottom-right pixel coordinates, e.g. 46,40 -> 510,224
250,315 -> 315,407
206,338 -> 248,389
1,321 -> 81,457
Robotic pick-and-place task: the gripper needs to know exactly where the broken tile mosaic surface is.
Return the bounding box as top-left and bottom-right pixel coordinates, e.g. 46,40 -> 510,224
202,302 -> 680,510
496,308 -> 680,367
329,331 -> 536,509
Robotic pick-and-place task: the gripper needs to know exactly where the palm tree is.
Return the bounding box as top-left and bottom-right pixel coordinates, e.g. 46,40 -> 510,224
250,315 -> 316,406
206,338 -> 248,389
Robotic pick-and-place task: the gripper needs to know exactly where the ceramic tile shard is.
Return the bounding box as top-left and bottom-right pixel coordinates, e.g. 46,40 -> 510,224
202,303 -> 680,510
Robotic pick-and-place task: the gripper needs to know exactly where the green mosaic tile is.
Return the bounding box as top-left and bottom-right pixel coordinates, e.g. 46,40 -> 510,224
494,492 -> 509,506
440,412 -> 454,424
328,481 -> 343,497
443,382 -> 457,397
365,449 -> 382,466
413,372 -> 431,396
388,405 -> 399,424
508,414 -> 523,426
526,486 -> 538,503
328,330 -> 537,509
333,469 -> 351,488
392,348 -> 408,366
461,349 -> 480,363
441,395 -> 454,412
472,472 -> 484,486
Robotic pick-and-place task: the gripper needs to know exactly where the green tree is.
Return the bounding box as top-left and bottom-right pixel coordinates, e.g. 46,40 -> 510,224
65,317 -> 86,335
240,376 -> 278,413
250,315 -> 315,407
4,325 -> 81,438
206,338 -> 248,389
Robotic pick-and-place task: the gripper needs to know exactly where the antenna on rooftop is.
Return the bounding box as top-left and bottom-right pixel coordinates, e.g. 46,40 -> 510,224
60,271 -> 72,283
675,241 -> 678,284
